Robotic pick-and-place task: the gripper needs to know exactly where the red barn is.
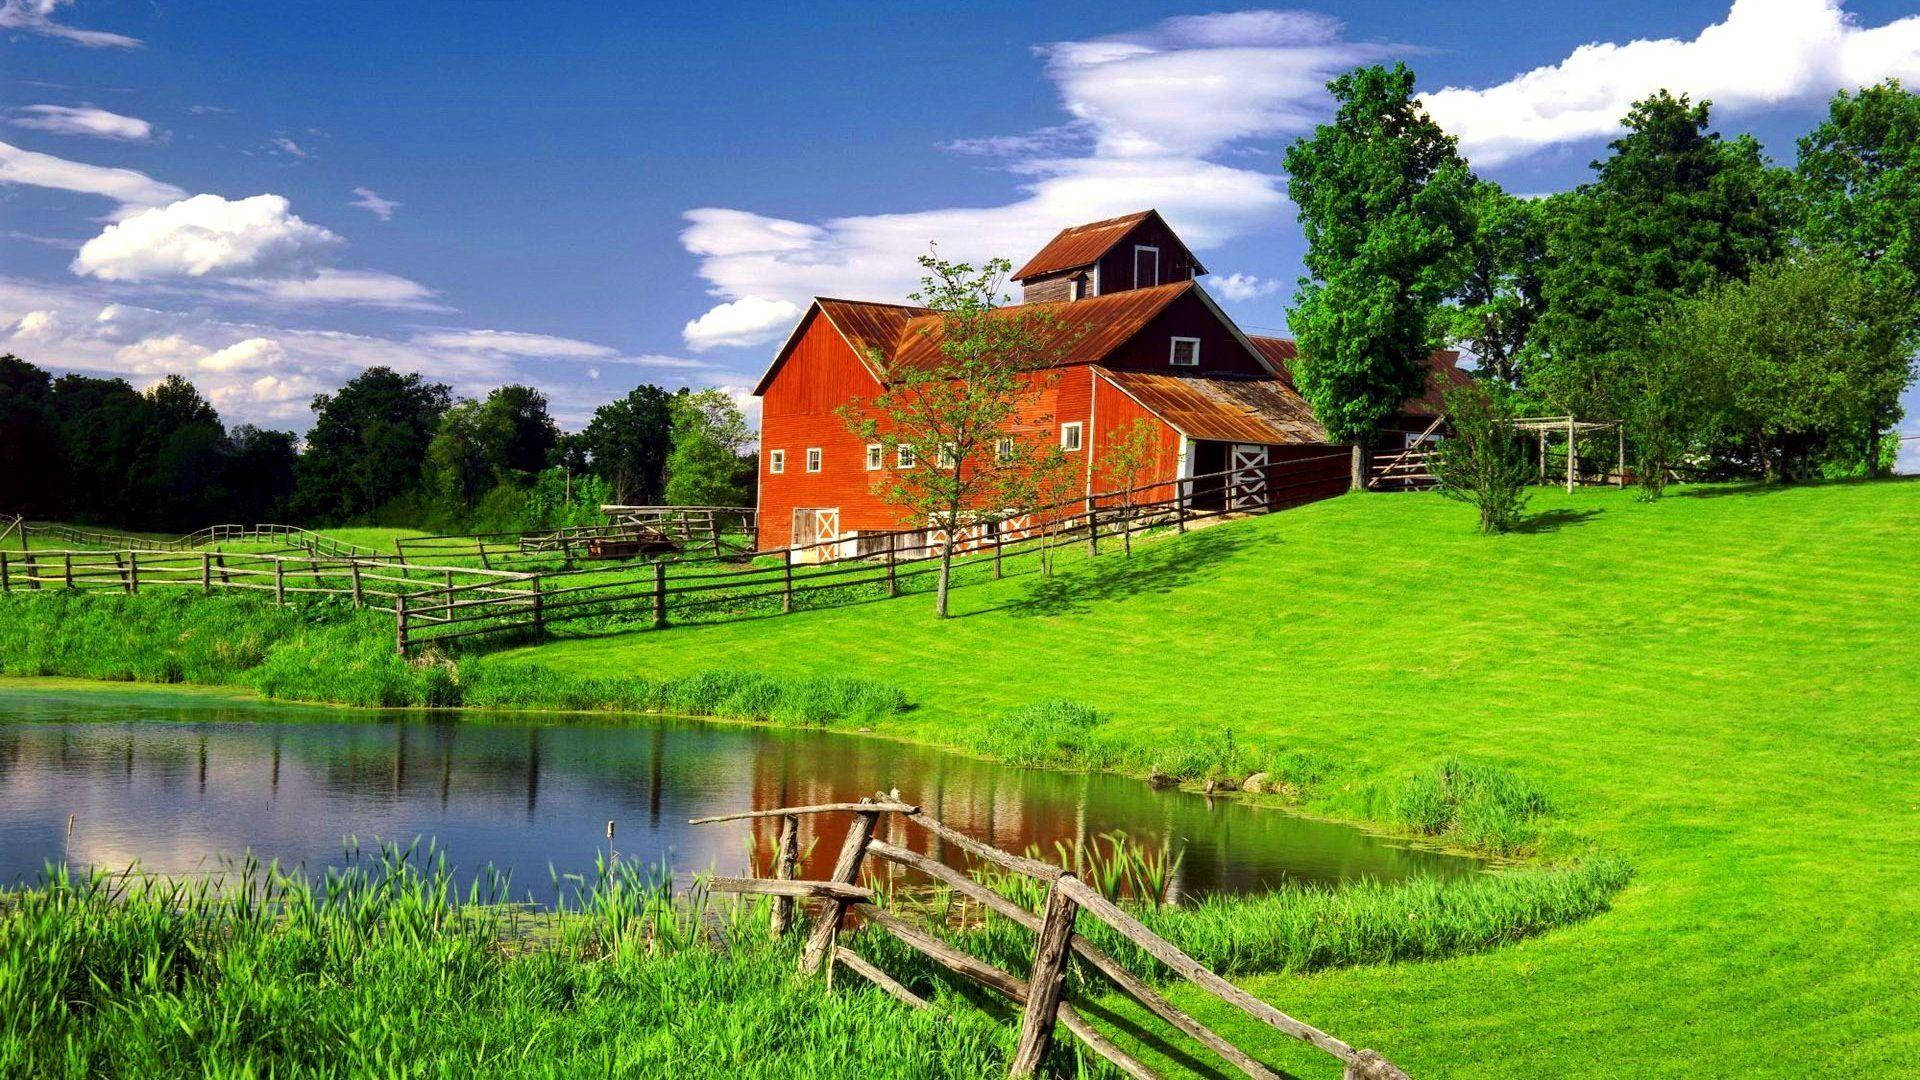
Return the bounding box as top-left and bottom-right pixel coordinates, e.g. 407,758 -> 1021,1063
752,210 -> 1464,551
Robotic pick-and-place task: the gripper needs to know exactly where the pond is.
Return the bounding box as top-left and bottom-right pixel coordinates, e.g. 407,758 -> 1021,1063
0,685 -> 1481,904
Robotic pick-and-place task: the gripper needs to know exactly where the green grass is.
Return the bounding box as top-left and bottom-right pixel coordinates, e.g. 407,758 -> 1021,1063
492,480 -> 1920,1077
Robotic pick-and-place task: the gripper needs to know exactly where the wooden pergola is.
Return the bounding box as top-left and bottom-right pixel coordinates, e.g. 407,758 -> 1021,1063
1507,416 -> 1625,493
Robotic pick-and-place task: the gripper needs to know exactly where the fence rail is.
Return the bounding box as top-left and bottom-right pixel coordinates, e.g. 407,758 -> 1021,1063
695,792 -> 1408,1080
17,521 -> 385,559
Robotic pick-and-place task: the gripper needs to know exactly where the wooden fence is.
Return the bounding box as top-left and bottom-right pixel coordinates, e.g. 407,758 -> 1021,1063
18,521 -> 384,559
392,511 -> 755,568
694,793 -> 1409,1080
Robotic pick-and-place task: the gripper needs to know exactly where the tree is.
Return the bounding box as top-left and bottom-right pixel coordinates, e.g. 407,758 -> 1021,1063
1430,386 -> 1531,533
1795,80 -> 1920,472
424,399 -> 498,514
222,425 -> 299,521
842,250 -> 1076,617
1448,182 -> 1547,387
48,373 -> 156,527
294,367 -> 450,523
1527,92 -> 1788,417
481,385 -> 559,476
1098,418 -> 1158,557
664,389 -> 754,507
1285,63 -> 1475,457
581,385 -> 675,505
0,355 -> 61,518
1617,311 -> 1721,500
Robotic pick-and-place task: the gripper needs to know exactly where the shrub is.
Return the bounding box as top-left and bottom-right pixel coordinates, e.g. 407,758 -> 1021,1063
1431,385 -> 1532,534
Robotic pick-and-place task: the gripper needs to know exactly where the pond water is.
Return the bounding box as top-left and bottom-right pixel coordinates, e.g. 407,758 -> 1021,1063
0,685 -> 1480,904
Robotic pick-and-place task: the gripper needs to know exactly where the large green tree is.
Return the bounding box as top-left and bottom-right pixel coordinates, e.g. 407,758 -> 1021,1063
663,389 -> 754,507
0,354 -> 61,518
1284,63 -> 1475,456
1448,182 -> 1547,387
294,367 -> 451,523
581,385 -> 675,505
1527,92 -> 1788,416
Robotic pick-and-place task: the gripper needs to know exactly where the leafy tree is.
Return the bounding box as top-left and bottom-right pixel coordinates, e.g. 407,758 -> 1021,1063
1285,63 -> 1475,455
1449,183 -> 1547,386
664,389 -> 754,507
1098,418 -> 1158,557
581,385 -> 675,505
222,426 -> 299,521
1430,386 -> 1531,533
294,367 -> 450,523
1527,92 -> 1788,417
481,384 -> 559,475
1617,312 -> 1721,500
842,251 -> 1075,617
0,355 -> 61,518
424,399 -> 498,514
1017,444 -> 1081,579
47,374 -> 155,527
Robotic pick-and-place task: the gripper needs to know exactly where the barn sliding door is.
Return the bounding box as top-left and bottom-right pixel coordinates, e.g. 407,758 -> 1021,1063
1227,444 -> 1270,511
791,508 -> 840,548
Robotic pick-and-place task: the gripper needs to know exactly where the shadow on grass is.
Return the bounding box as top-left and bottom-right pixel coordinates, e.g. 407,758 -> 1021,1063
1511,508 -> 1603,534
989,527 -> 1266,618
1069,995 -> 1287,1080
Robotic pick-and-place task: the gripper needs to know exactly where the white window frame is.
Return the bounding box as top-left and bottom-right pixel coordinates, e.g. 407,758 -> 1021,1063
896,444 -> 916,469
1060,422 -> 1084,452
936,443 -> 957,470
994,436 -> 1015,464
865,442 -> 884,470
1133,244 -> 1160,289
768,449 -> 786,474
1169,336 -> 1201,367
805,447 -> 823,473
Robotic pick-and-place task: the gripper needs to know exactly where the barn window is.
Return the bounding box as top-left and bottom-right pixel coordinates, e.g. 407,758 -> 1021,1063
1133,245 -> 1160,289
769,449 -> 786,474
936,444 -> 956,470
865,443 -> 883,470
1060,422 -> 1084,452
896,444 -> 916,469
805,447 -> 822,473
1169,337 -> 1201,367
995,437 -> 1015,463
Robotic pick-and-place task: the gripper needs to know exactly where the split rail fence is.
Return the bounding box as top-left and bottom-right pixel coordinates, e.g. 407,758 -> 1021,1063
694,793 -> 1408,1080
1,453 -> 1349,655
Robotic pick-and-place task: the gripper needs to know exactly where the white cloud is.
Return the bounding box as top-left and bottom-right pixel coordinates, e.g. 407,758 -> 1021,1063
72,193 -> 342,282
0,0 -> 140,48
349,186 -> 398,221
411,329 -> 617,357
197,336 -> 285,372
244,268 -> 441,309
682,296 -> 802,351
270,136 -> 307,159
1427,0 -> 1920,166
9,104 -> 151,141
677,10 -> 1376,345
12,308 -> 61,338
0,139 -> 183,208
1208,272 -> 1282,302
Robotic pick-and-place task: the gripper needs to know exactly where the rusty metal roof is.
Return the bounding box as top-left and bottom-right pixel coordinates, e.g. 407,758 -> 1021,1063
886,281 -> 1194,376
1099,369 -> 1329,445
1247,336 -> 1299,387
1012,210 -> 1208,281
1246,335 -> 1467,416
817,297 -> 929,366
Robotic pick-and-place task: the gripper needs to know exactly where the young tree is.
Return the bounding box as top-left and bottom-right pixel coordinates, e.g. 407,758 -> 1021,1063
1430,386 -> 1531,534
664,388 -> 754,506
1285,63 -> 1475,464
1020,445 -> 1082,579
294,367 -> 451,523
1098,418 -> 1159,557
1448,182 -> 1547,387
843,251 -> 1075,617
581,385 -> 675,505
1618,312 -> 1721,500
1528,92 -> 1788,417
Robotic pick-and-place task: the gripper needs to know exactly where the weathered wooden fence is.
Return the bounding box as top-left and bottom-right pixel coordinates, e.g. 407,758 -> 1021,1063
20,522 -> 384,558
694,793 -> 1408,1080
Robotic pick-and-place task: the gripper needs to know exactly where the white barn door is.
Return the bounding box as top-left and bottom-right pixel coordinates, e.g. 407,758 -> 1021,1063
791,508 -> 840,560
1227,444 -> 1269,511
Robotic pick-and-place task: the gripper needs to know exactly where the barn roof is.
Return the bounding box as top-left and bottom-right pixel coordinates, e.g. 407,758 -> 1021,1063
1098,370 -> 1329,445
1247,335 -> 1470,416
888,280 -> 1194,375
1011,209 -> 1207,282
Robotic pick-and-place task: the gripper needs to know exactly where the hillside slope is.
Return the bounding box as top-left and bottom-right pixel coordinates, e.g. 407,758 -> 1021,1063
508,481 -> 1920,1077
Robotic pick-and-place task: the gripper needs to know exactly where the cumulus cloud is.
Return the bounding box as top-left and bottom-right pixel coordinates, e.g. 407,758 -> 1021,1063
9,104 -> 151,141
677,10 -> 1379,349
1427,0 -> 1920,166
12,308 -> 61,338
0,0 -> 140,48
682,296 -> 803,351
71,193 -> 342,282
1208,273 -> 1283,302
0,139 -> 183,208
349,186 -> 398,221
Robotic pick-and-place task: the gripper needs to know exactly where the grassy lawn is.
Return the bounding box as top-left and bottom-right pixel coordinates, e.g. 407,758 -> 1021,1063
498,480 -> 1920,1077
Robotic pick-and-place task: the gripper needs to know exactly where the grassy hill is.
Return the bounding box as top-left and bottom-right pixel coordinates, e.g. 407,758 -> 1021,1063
501,481 -> 1920,1077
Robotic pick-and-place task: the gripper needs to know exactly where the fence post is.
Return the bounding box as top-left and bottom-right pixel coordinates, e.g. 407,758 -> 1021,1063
531,577 -> 545,638
1176,478 -> 1188,534
710,513 -> 723,558
1,551 -> 8,593
1010,876 -> 1083,1077
395,591 -> 409,656
652,561 -> 667,629
126,551 -> 137,595
559,528 -> 575,569
1086,496 -> 1100,557
771,813 -> 800,936
799,805 -> 879,974
992,519 -> 1003,580
274,559 -> 285,605
201,552 -> 212,595
1350,444 -> 1364,492
444,570 -> 455,620
350,561 -> 365,608
781,546 -> 794,614
62,552 -> 70,589
885,532 -> 898,598
24,551 -> 39,591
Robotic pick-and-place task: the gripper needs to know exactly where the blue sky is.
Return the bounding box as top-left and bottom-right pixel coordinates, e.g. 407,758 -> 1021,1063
4,0 -> 1919,458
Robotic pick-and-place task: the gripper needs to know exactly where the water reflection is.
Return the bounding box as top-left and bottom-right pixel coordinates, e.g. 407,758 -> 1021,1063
0,687 -> 1480,904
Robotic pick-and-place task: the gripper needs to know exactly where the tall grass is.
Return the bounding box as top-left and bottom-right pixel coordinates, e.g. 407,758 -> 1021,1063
0,590 -> 909,725
1391,757 -> 1555,855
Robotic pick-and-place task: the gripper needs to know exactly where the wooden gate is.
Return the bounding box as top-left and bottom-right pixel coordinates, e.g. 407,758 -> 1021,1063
791,508 -> 840,548
1227,444 -> 1270,511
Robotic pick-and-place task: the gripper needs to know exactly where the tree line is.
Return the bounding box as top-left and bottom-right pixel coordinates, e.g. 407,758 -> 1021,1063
1286,69 -> 1920,495
0,356 -> 754,532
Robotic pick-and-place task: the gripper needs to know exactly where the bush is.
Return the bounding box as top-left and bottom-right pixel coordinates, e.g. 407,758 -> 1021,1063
1431,385 -> 1533,534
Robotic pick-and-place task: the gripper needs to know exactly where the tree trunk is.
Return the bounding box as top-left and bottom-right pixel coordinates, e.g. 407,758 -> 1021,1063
936,540 -> 954,617
1121,496 -> 1133,557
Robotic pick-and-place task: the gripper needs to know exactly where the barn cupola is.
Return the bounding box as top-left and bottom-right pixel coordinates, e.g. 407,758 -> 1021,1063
1010,209 -> 1206,304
